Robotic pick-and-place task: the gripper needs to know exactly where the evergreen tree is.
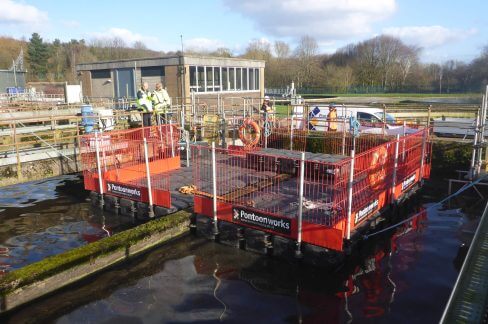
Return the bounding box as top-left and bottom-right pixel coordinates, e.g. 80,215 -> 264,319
27,33 -> 49,80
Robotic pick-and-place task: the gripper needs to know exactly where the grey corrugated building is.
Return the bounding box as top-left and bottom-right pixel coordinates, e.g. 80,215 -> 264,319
76,55 -> 265,101
0,70 -> 26,92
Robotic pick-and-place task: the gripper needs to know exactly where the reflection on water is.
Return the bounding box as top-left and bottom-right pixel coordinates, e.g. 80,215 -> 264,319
0,175 -> 481,323
5,201 -> 468,324
0,175 -> 79,208
0,176 -> 135,274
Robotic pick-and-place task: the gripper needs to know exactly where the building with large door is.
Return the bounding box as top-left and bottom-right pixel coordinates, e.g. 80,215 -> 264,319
76,55 -> 265,101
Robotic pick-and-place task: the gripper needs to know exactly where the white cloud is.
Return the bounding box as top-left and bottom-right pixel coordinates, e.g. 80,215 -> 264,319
223,0 -> 396,40
61,20 -> 80,29
90,28 -> 161,49
185,37 -> 227,52
383,25 -> 477,48
0,0 -> 48,25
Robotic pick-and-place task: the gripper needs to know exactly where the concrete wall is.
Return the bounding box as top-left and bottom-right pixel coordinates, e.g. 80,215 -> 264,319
91,71 -> 114,98
165,65 -> 180,99
80,71 -> 92,97
0,70 -> 26,91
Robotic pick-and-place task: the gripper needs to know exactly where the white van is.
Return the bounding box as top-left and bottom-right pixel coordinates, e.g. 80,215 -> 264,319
304,105 -> 400,133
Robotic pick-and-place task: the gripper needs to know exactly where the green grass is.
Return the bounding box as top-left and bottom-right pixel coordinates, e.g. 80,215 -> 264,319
0,210 -> 191,295
275,104 -> 291,117
300,93 -> 481,98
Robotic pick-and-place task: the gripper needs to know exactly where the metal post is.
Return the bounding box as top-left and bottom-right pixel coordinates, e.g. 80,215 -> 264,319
185,130 -> 190,167
13,59 -> 17,88
296,152 -> 305,257
470,110 -> 480,180
143,138 -> 155,218
342,117 -> 346,156
427,105 -> 432,128
265,112 -> 269,149
402,120 -> 407,162
290,113 -> 294,151
477,92 -> 488,174
13,123 -> 22,181
211,142 -> 219,236
419,128 -> 428,181
169,120 -> 175,158
95,132 -> 104,207
391,134 -> 400,204
346,150 -> 355,240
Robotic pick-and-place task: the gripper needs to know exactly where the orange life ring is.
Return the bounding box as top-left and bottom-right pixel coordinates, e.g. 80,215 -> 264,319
239,118 -> 261,148
368,146 -> 388,189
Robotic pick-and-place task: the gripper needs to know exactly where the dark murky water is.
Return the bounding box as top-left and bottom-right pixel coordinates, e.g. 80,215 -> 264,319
0,175 -> 482,323
0,176 -> 136,273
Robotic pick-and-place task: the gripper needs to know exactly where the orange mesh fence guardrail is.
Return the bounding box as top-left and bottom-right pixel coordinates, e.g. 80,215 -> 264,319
80,124 -> 180,208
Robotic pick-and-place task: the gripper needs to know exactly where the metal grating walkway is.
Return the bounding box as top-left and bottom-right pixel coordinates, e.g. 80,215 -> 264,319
441,200 -> 488,323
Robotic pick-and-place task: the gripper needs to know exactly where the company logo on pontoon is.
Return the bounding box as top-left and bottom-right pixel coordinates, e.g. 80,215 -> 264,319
355,199 -> 379,224
401,173 -> 416,191
106,182 -> 141,199
232,207 -> 291,234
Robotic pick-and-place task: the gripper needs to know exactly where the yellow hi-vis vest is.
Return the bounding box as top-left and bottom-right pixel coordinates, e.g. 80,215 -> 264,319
328,110 -> 338,131
152,89 -> 171,113
136,89 -> 153,112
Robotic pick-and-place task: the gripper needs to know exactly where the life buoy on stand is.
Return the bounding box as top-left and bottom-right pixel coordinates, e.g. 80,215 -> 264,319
368,146 -> 388,189
239,118 -> 261,148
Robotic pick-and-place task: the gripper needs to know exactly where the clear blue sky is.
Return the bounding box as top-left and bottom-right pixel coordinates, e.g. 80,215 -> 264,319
0,0 -> 486,63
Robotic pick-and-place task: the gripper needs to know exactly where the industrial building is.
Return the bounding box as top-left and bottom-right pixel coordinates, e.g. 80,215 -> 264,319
76,55 -> 265,101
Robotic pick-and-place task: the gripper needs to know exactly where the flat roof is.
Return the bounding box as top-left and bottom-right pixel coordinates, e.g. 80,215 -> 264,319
76,54 -> 265,71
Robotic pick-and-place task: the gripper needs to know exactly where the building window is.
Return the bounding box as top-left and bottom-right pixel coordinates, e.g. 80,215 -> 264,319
249,69 -> 255,90
254,68 -> 260,91
206,66 -> 214,92
197,66 -> 205,92
222,67 -> 228,91
141,66 -> 164,77
214,67 -> 221,91
236,68 -> 242,91
229,68 -> 235,91
91,69 -> 111,79
190,66 -> 197,92
243,68 -> 248,91
188,65 -> 260,92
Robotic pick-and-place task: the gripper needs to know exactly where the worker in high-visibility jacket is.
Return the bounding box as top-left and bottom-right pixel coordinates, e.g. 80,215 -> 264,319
137,82 -> 153,127
328,104 -> 338,131
152,82 -> 171,125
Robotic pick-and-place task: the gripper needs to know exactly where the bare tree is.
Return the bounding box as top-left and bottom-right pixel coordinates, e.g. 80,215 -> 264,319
243,39 -> 271,61
294,36 -> 319,87
274,41 -> 290,59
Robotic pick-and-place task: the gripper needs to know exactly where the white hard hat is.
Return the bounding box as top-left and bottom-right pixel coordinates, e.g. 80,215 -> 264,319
264,96 -> 270,100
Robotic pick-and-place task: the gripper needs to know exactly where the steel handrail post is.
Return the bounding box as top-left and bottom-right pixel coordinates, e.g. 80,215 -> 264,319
391,134 -> 400,204
143,137 -> 155,218
346,150 -> 355,240
296,151 -> 305,258
211,142 -> 219,237
95,131 -> 104,207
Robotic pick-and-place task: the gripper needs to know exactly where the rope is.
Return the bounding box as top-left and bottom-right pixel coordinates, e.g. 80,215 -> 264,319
213,264 -> 227,321
363,175 -> 488,240
178,185 -> 196,194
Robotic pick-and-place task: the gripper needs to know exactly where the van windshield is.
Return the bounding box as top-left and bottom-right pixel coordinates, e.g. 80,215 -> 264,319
374,112 -> 396,123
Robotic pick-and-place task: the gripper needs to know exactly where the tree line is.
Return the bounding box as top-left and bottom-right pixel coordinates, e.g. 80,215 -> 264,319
0,33 -> 162,83
237,35 -> 488,94
0,33 -> 486,93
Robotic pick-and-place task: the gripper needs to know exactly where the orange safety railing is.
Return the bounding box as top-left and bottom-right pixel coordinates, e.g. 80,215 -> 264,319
80,124 -> 180,208
192,125 -> 430,251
